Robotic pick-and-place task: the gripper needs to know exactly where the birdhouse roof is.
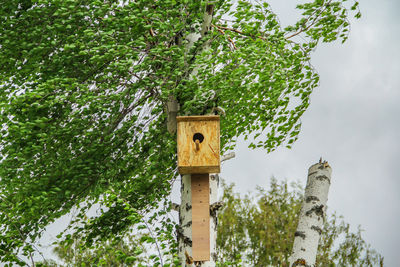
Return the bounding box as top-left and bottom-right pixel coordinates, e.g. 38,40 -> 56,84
176,115 -> 220,122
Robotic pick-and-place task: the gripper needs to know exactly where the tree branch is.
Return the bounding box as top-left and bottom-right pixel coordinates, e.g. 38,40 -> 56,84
285,0 -> 333,40
221,152 -> 235,162
214,26 -> 237,50
212,24 -> 267,41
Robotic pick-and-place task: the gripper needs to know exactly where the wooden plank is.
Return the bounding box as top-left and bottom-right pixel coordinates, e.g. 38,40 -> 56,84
178,165 -> 220,175
177,115 -> 220,122
191,174 -> 210,261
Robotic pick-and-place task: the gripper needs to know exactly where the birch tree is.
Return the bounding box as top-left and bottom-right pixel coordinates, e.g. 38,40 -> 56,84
44,178 -> 383,266
289,160 -> 331,267
216,179 -> 383,267
0,0 -> 360,265
176,5 -> 217,266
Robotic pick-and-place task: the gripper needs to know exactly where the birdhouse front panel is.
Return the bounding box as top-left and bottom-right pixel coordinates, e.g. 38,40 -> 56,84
177,116 -> 220,174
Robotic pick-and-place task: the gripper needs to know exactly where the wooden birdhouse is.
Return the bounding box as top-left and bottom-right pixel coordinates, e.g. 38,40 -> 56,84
177,115 -> 220,174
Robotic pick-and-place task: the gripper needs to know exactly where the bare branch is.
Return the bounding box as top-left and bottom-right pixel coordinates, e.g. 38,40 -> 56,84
221,152 -> 235,162
171,203 -> 180,212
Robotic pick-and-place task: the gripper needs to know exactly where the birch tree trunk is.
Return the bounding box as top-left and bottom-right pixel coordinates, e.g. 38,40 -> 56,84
178,174 -> 220,266
176,3 -> 217,266
289,160 -> 332,267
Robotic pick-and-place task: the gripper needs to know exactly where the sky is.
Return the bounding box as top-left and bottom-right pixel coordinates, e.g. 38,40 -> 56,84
220,0 -> 400,266
9,1 -> 398,266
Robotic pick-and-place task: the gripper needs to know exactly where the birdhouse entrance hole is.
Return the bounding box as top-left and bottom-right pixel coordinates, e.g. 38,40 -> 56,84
193,133 -> 204,143
193,133 -> 204,151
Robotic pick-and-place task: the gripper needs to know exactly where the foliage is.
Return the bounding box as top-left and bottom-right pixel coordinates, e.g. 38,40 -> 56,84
48,219 -> 175,267
216,179 -> 383,267
51,236 -> 149,267
38,195 -> 179,267
0,0 -> 360,265
39,179 -> 382,267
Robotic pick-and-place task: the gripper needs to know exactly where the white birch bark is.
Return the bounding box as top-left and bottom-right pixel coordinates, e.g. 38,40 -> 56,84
289,160 -> 332,267
177,3 -> 217,266
209,174 -> 220,264
178,174 -> 193,266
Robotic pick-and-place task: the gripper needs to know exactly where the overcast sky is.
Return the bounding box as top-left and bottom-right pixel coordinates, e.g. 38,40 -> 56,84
221,0 -> 399,266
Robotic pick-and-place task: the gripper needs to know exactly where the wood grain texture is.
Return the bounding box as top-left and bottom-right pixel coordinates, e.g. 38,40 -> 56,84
177,115 -> 220,122
177,116 -> 220,174
191,174 -> 210,261
178,165 -> 220,174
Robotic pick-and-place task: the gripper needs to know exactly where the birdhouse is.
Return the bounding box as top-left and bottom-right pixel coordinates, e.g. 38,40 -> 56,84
177,115 -> 220,174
